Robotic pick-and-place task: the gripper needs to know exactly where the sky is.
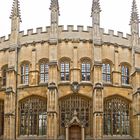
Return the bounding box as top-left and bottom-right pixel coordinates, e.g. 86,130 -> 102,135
0,0 -> 139,37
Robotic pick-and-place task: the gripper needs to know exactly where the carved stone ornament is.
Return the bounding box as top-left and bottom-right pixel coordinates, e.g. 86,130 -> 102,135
71,81 -> 79,93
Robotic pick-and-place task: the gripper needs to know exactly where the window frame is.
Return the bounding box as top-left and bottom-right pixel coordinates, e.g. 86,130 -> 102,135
20,63 -> 29,85
39,61 -> 49,83
1,66 -> 7,87
121,65 -> 130,85
60,61 -> 70,81
102,63 -> 112,83
81,60 -> 91,81
19,96 -> 47,136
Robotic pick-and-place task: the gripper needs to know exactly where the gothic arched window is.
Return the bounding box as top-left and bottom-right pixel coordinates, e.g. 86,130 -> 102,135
104,96 -> 130,135
102,63 -> 111,82
59,95 -> 92,128
21,63 -> 29,84
121,65 -> 129,85
19,96 -> 47,136
60,61 -> 70,81
0,100 -> 4,136
40,61 -> 49,83
81,61 -> 91,81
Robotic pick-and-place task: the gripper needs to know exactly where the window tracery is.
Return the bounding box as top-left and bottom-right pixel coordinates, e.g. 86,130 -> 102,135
19,96 -> 47,136
59,95 -> 91,127
0,100 -> 4,136
104,96 -> 130,135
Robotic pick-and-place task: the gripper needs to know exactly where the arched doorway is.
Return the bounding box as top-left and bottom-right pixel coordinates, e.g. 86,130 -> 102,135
69,125 -> 81,140
59,94 -> 92,137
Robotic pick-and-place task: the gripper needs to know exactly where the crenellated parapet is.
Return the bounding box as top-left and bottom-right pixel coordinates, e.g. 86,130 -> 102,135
0,25 -> 139,50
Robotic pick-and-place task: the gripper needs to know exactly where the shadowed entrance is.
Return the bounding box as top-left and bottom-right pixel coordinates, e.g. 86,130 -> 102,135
69,125 -> 81,140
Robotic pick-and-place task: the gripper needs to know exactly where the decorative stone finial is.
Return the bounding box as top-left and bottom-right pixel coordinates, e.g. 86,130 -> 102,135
91,0 -> 101,16
130,0 -> 139,24
50,0 -> 60,15
10,0 -> 21,22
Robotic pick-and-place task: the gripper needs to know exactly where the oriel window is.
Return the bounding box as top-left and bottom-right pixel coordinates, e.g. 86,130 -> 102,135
81,62 -> 91,81
121,65 -> 129,85
21,64 -> 29,84
40,62 -> 49,83
102,63 -> 111,82
60,62 -> 70,81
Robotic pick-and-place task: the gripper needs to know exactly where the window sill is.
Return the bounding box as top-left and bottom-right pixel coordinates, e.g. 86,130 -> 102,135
17,135 -> 46,140
80,81 -> 93,86
103,82 -> 113,86
58,81 -> 71,86
39,82 -> 48,86
18,84 -> 29,89
121,84 -> 132,88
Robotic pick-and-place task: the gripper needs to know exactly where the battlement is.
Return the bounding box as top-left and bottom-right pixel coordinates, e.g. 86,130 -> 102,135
0,25 -> 136,49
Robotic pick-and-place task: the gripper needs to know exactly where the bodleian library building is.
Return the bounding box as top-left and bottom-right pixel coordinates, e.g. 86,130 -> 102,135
0,0 -> 140,140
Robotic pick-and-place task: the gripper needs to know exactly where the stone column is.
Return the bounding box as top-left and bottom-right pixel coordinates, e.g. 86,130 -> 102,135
65,126 -> 68,140
93,83 -> 103,139
81,126 -> 85,140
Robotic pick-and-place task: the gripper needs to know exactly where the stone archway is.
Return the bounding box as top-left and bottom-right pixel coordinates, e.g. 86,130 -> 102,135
69,125 -> 81,140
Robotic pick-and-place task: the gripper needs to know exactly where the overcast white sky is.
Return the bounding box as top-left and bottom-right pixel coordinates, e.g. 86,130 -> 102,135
0,0 -> 139,37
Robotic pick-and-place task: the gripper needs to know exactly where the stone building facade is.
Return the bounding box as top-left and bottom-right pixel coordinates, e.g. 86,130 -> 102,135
0,0 -> 140,140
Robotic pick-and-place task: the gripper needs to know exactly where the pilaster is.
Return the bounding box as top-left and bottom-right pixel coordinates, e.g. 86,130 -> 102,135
47,83 -> 58,139
30,48 -> 38,86
4,88 -> 15,140
132,88 -> 140,138
93,83 -> 103,139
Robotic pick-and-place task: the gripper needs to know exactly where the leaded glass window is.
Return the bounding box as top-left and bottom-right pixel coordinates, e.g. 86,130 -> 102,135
0,100 -> 4,136
59,95 -> 91,128
60,62 -> 70,81
81,62 -> 91,81
21,64 -> 29,84
19,96 -> 47,136
102,63 -> 111,82
104,96 -> 130,135
121,65 -> 129,85
40,62 -> 49,83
